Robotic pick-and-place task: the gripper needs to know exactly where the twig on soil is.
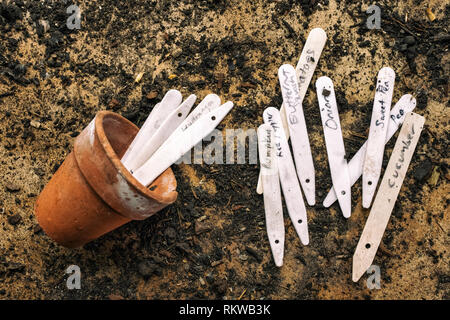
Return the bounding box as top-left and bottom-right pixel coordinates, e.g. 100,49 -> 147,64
349,131 -> 367,139
191,186 -> 198,199
226,196 -> 232,207
177,208 -> 183,225
434,220 -> 445,233
385,16 -> 418,37
237,288 -> 247,300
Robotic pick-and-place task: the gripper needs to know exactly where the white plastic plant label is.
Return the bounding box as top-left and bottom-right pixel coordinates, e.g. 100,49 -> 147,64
323,94 -> 417,207
263,107 -> 309,245
316,76 -> 351,218
362,67 -> 395,208
258,123 -> 284,267
123,95 -> 196,172
257,27 -> 327,195
133,102 -> 234,187
278,64 -> 315,206
122,89 -> 182,164
353,112 -> 425,282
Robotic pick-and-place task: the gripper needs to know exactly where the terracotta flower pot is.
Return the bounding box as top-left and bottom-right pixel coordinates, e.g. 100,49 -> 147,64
35,111 -> 178,248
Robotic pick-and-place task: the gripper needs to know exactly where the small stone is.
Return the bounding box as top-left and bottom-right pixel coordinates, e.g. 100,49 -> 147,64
7,214 -> 21,225
245,247 -> 262,262
30,120 -> 41,128
108,294 -> 124,300
414,160 -> 433,181
239,254 -> 248,261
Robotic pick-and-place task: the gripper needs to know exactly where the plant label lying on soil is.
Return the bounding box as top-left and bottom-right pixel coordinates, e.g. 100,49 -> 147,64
323,94 -> 417,207
316,76 -> 351,218
121,89 -> 182,164
362,67 -> 396,208
279,27 -> 328,140
258,123 -> 284,267
263,107 -> 309,245
278,64 -> 316,206
123,94 -> 197,172
353,112 -> 425,282
134,101 -> 234,187
257,27 -> 327,195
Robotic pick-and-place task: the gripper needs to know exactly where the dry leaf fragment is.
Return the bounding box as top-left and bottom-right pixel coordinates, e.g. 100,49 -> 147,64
135,72 -> 144,83
426,8 -> 436,22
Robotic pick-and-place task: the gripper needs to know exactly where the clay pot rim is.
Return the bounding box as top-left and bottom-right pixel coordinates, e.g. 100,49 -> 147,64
94,111 -> 177,205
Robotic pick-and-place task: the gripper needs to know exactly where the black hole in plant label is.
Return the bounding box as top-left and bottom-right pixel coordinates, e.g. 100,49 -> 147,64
211,116 -> 216,121
305,179 -> 310,183
365,243 -> 371,249
368,181 -> 372,185
298,220 -> 302,224
341,190 -> 346,195
275,240 -> 279,244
